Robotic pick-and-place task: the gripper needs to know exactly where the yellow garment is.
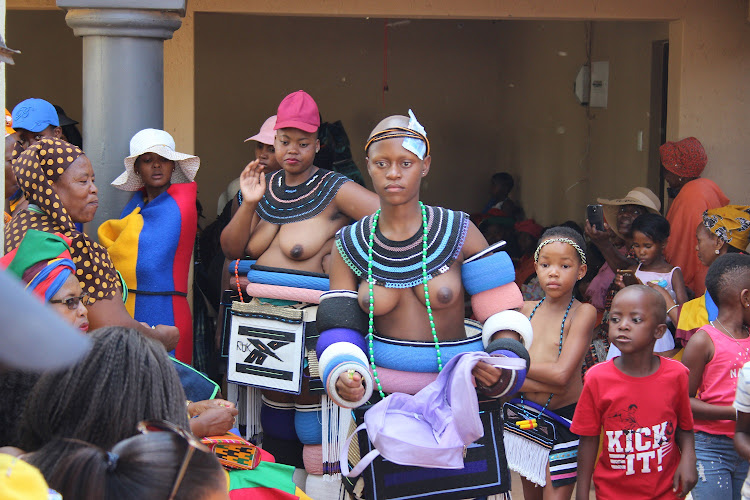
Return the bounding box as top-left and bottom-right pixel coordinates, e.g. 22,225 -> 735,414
703,205 -> 750,251
677,295 -> 708,336
98,208 -> 143,317
0,454 -> 50,500
295,487 -> 313,500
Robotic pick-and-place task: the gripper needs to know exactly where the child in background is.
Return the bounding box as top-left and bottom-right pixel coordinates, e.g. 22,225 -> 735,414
682,253 -> 750,500
507,226 -> 597,500
630,213 -> 688,305
572,285 -> 697,499
606,213 -> 687,359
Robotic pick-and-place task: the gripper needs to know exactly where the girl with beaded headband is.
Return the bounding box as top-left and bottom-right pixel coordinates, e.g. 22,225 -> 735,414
509,226 -> 596,500
317,111 -> 531,498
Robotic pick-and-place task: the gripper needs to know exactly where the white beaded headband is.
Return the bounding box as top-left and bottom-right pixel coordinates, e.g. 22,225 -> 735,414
534,237 -> 587,265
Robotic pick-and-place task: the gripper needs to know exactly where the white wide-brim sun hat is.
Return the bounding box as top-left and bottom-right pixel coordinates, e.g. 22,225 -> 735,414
112,128 -> 200,191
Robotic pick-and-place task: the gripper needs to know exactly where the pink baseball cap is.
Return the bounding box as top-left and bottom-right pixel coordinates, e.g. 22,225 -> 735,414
274,90 -> 320,133
244,115 -> 277,145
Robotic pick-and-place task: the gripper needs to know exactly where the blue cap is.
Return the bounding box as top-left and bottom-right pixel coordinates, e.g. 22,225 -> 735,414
12,98 -> 59,132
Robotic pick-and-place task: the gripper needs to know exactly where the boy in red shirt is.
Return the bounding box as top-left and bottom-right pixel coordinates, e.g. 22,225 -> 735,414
572,285 -> 697,499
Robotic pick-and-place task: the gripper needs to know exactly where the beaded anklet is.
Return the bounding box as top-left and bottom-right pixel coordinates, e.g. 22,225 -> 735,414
517,295 -> 574,428
368,202 -> 442,398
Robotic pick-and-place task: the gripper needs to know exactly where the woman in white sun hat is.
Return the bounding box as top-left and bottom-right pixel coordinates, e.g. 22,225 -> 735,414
98,128 -> 200,364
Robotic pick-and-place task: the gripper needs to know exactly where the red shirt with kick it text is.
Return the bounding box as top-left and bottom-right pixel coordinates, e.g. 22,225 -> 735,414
571,357 -> 694,500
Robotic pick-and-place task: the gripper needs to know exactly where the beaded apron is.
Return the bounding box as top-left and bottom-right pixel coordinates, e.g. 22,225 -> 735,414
256,169 -> 351,224
336,205 -> 469,288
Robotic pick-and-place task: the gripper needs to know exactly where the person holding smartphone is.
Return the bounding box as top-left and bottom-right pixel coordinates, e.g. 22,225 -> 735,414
585,188 -> 661,276
584,188 -> 662,309
582,188 -> 661,373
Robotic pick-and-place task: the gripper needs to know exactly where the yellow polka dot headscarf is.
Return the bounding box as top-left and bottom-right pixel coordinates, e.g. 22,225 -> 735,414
6,138 -> 119,302
702,205 -> 750,252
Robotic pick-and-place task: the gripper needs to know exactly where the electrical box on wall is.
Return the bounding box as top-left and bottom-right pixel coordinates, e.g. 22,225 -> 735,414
574,61 -> 609,108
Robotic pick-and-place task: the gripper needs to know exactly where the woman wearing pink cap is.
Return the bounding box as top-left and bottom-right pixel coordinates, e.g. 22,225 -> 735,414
220,91 -> 378,497
221,90 -> 378,271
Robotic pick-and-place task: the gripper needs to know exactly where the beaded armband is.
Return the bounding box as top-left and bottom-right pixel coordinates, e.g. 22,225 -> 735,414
461,250 -> 515,295
316,291 -> 373,408
481,310 -> 533,348
316,290 -> 367,335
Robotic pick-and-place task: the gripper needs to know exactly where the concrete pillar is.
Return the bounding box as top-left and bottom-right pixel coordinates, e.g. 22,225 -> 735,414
56,1 -> 185,233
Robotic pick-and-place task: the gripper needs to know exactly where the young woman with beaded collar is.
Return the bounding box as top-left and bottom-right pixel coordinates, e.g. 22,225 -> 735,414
314,112 -> 531,497
316,110 -> 529,414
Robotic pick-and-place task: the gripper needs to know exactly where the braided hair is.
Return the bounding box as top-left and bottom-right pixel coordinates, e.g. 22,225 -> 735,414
19,326 -> 189,478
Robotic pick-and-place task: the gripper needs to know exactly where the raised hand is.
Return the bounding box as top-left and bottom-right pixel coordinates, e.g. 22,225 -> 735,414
239,159 -> 267,205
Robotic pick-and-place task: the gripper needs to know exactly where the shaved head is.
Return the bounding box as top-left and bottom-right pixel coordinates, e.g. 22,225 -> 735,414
368,115 -> 409,140
615,285 -> 668,323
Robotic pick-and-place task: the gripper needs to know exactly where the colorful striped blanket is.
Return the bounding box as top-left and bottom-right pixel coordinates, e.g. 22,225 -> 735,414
99,182 -> 197,363
229,462 -> 311,499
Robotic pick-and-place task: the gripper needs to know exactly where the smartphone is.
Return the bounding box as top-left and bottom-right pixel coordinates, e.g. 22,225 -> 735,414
587,204 -> 605,231
617,269 -> 639,287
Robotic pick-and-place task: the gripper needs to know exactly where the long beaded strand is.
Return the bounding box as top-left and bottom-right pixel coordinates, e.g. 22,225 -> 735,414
518,295 -> 574,425
367,202 -> 442,398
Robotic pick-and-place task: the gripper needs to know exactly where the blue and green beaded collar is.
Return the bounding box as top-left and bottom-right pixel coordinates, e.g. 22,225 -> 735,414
336,204 -> 469,288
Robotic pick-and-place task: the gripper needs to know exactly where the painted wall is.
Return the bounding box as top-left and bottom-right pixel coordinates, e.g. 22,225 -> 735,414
194,15 -> 668,223
588,22 -> 670,204
194,15 -> 506,217
6,10 -> 82,130
672,1 -> 750,210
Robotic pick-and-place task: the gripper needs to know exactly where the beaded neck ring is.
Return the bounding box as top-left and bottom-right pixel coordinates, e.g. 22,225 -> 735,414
368,201 -> 440,398
517,295 -> 574,427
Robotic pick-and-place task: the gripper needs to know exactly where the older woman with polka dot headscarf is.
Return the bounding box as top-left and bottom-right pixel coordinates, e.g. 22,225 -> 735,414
4,138 -> 178,350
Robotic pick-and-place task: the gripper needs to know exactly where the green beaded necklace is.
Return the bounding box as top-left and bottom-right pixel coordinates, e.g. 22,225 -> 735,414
367,202 -> 442,398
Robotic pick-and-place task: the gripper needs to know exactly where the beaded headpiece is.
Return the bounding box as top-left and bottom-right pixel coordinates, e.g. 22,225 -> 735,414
365,110 -> 430,160
534,237 -> 586,266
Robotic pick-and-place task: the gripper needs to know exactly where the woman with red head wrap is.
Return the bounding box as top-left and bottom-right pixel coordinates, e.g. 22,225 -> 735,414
660,137 -> 729,295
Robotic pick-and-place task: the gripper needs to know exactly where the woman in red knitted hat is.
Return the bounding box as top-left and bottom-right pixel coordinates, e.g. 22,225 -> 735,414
660,137 -> 728,296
